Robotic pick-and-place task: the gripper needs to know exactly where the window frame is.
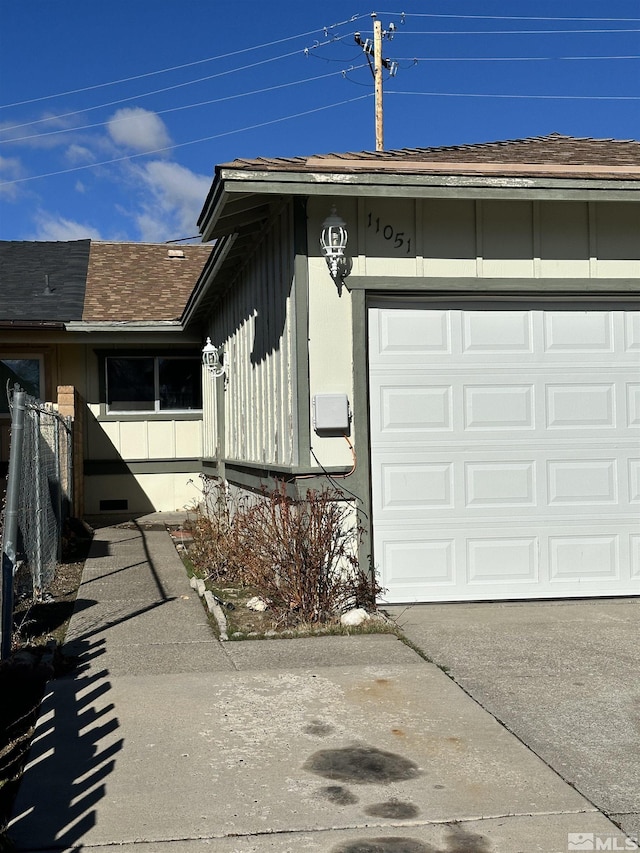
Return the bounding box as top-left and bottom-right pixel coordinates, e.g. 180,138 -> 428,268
103,352 -> 203,415
0,354 -> 45,416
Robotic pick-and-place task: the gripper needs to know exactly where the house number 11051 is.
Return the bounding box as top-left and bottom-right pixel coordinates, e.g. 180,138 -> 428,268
367,212 -> 412,254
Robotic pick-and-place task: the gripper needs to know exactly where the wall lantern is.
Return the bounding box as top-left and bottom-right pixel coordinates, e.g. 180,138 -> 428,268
202,337 -> 226,378
320,206 -> 349,286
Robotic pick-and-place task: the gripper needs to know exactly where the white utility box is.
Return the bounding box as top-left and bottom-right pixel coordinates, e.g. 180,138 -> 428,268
313,393 -> 350,433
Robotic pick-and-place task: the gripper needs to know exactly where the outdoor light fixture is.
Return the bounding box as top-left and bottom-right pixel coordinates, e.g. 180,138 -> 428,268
202,337 -> 226,378
320,206 -> 349,285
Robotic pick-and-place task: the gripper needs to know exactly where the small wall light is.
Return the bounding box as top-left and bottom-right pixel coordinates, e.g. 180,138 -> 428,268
202,337 -> 226,378
320,206 -> 349,286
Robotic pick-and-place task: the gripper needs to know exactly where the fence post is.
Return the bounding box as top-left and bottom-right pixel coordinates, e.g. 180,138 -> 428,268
33,408 -> 43,595
1,388 -> 26,660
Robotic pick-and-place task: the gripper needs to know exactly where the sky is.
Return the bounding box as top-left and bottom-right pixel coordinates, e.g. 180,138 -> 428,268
0,0 -> 638,243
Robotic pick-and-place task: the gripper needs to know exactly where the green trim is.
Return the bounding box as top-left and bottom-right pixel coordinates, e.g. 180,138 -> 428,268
202,458 -> 352,499
349,289 -> 374,584
85,459 -> 202,476
293,196 -> 311,468
345,276 -> 640,294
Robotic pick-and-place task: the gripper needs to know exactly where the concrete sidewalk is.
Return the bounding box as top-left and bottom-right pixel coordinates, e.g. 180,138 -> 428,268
8,524 -> 627,853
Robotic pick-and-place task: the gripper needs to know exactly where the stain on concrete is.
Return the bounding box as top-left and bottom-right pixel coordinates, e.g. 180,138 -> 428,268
331,839 -> 433,853
364,798 -> 419,819
391,727 -> 405,737
304,719 -> 335,737
331,824 -> 491,853
319,784 -> 359,805
443,823 -> 492,852
304,745 -> 421,784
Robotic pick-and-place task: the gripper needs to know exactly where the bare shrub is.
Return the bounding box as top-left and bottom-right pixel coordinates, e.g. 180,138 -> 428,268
188,478 -> 379,626
187,478 -> 248,582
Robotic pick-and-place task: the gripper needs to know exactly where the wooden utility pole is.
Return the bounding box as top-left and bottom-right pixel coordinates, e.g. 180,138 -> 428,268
355,14 -> 398,152
373,15 -> 383,151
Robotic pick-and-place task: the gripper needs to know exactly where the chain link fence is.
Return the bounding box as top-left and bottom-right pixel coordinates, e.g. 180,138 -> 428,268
7,386 -> 73,598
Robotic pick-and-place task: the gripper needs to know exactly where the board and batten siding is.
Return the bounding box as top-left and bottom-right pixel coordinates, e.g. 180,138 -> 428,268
321,198 -> 640,280
204,204 -> 298,467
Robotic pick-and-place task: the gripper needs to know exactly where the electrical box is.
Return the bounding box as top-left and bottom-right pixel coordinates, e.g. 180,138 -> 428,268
313,393 -> 350,434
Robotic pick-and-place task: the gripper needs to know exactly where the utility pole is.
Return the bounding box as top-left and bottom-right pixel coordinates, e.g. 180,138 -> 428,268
373,16 -> 383,151
355,13 -> 398,152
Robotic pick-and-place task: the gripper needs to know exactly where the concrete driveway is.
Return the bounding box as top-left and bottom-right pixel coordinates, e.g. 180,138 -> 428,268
386,598 -> 640,840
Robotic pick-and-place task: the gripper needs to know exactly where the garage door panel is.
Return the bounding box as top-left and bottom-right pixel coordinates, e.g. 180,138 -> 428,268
462,310 -> 533,353
464,384 -> 534,430
378,523 -> 637,603
372,372 -> 631,442
549,535 -> 619,581
369,304 -> 640,602
627,384 -> 640,426
543,311 -> 615,352
546,383 -> 615,428
632,536 -> 640,578
373,448 -> 635,520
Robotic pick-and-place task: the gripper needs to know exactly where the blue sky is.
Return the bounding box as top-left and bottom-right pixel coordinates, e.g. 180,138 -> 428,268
1,0 -> 638,243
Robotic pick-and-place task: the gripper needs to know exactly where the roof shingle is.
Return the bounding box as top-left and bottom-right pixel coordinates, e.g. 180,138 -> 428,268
220,134 -> 640,179
82,242 -> 213,322
0,239 -> 90,322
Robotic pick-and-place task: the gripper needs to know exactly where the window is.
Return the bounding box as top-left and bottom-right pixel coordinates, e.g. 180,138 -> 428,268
106,356 -> 202,413
0,356 -> 44,414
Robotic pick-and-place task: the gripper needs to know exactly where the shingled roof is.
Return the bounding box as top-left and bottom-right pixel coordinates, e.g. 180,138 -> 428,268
0,239 -> 90,322
82,242 -> 213,322
220,134 -> 640,180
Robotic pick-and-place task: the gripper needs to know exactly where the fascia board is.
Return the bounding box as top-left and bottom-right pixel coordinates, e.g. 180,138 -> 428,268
181,233 -> 237,328
216,168 -> 640,202
65,321 -> 184,332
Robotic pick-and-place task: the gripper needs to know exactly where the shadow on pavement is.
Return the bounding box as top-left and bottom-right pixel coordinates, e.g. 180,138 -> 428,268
9,638 -> 122,850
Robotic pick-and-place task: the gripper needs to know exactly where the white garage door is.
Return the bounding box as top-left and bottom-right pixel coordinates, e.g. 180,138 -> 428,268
369,302 -> 640,603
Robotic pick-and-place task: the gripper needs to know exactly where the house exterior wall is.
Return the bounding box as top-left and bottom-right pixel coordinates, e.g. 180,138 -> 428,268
304,196 -> 640,469
1,335 -> 203,515
203,203 -> 298,469
81,344 -> 202,515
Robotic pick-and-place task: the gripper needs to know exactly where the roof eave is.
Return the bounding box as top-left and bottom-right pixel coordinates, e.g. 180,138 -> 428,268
65,320 -> 185,333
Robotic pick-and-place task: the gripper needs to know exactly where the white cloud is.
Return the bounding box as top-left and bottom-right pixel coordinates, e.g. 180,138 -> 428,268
107,108 -> 172,153
66,144 -> 95,164
0,112 -> 83,150
129,160 -> 211,241
31,212 -> 103,241
0,154 -> 23,198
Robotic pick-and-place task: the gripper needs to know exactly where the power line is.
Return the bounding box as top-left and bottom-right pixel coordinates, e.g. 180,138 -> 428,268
0,14 -> 370,110
0,47 -> 309,133
394,54 -> 640,62
401,27 -> 640,35
1,66 -> 367,146
0,94 -> 371,187
379,12 -> 640,22
388,90 -> 640,101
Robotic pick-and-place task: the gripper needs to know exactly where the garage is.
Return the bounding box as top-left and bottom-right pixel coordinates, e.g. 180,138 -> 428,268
369,301 -> 640,603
